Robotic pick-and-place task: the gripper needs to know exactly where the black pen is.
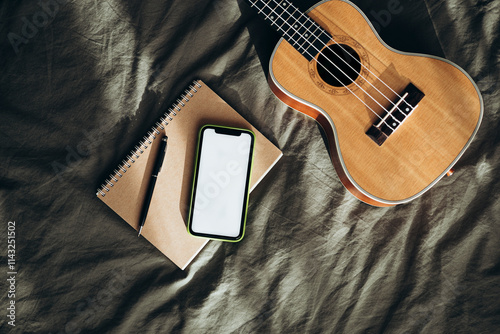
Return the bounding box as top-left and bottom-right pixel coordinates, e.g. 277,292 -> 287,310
138,136 -> 168,237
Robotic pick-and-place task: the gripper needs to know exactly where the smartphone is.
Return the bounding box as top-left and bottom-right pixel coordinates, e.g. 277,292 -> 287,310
187,125 -> 255,242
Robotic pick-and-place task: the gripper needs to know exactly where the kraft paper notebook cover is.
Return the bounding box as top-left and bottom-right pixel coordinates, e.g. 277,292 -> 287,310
96,80 -> 282,269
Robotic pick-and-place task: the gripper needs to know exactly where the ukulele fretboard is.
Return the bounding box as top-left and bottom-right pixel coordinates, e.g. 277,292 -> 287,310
247,0 -> 331,61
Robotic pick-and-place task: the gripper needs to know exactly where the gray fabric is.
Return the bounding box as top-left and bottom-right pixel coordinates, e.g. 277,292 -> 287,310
1,0 -> 498,333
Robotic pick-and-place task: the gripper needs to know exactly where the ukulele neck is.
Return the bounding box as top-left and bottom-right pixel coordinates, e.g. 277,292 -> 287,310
246,0 -> 331,61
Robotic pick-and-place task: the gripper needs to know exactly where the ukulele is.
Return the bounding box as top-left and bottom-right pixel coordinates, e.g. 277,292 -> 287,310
245,0 -> 483,206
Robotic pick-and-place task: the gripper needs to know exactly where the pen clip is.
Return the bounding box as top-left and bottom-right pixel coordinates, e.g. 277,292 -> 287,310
153,136 -> 168,176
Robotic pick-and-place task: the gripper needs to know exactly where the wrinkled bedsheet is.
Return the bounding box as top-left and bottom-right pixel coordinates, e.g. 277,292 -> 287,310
1,0 -> 499,333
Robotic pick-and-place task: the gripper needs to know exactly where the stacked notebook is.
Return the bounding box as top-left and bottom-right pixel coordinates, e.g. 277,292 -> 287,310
96,80 -> 282,269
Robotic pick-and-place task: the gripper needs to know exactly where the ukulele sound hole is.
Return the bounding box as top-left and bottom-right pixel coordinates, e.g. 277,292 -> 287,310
317,44 -> 361,87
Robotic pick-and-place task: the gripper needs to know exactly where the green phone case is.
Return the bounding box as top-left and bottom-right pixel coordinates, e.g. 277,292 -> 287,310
187,124 -> 255,242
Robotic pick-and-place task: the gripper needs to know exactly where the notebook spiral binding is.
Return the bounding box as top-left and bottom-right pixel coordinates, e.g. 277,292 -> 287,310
96,80 -> 202,197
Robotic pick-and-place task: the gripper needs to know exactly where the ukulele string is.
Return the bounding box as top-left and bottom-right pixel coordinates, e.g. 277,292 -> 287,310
252,1 -> 397,130
253,0 -> 408,129
271,1 -> 410,128
275,0 -> 413,113
296,3 -> 414,111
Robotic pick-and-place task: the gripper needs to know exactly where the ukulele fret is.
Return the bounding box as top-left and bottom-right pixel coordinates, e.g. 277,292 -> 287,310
247,0 -> 331,61
288,10 -> 312,51
366,83 -> 425,146
266,2 -> 290,30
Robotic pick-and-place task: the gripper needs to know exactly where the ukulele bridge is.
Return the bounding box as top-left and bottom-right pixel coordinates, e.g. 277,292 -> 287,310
366,83 -> 425,146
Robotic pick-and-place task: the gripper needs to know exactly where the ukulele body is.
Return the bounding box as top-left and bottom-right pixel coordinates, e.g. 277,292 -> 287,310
268,0 -> 483,206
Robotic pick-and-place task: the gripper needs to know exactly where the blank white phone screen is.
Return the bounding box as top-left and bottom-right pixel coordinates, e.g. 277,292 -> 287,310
191,128 -> 252,238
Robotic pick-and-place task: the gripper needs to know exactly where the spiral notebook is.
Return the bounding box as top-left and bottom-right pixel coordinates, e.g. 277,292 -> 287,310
96,80 -> 282,269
